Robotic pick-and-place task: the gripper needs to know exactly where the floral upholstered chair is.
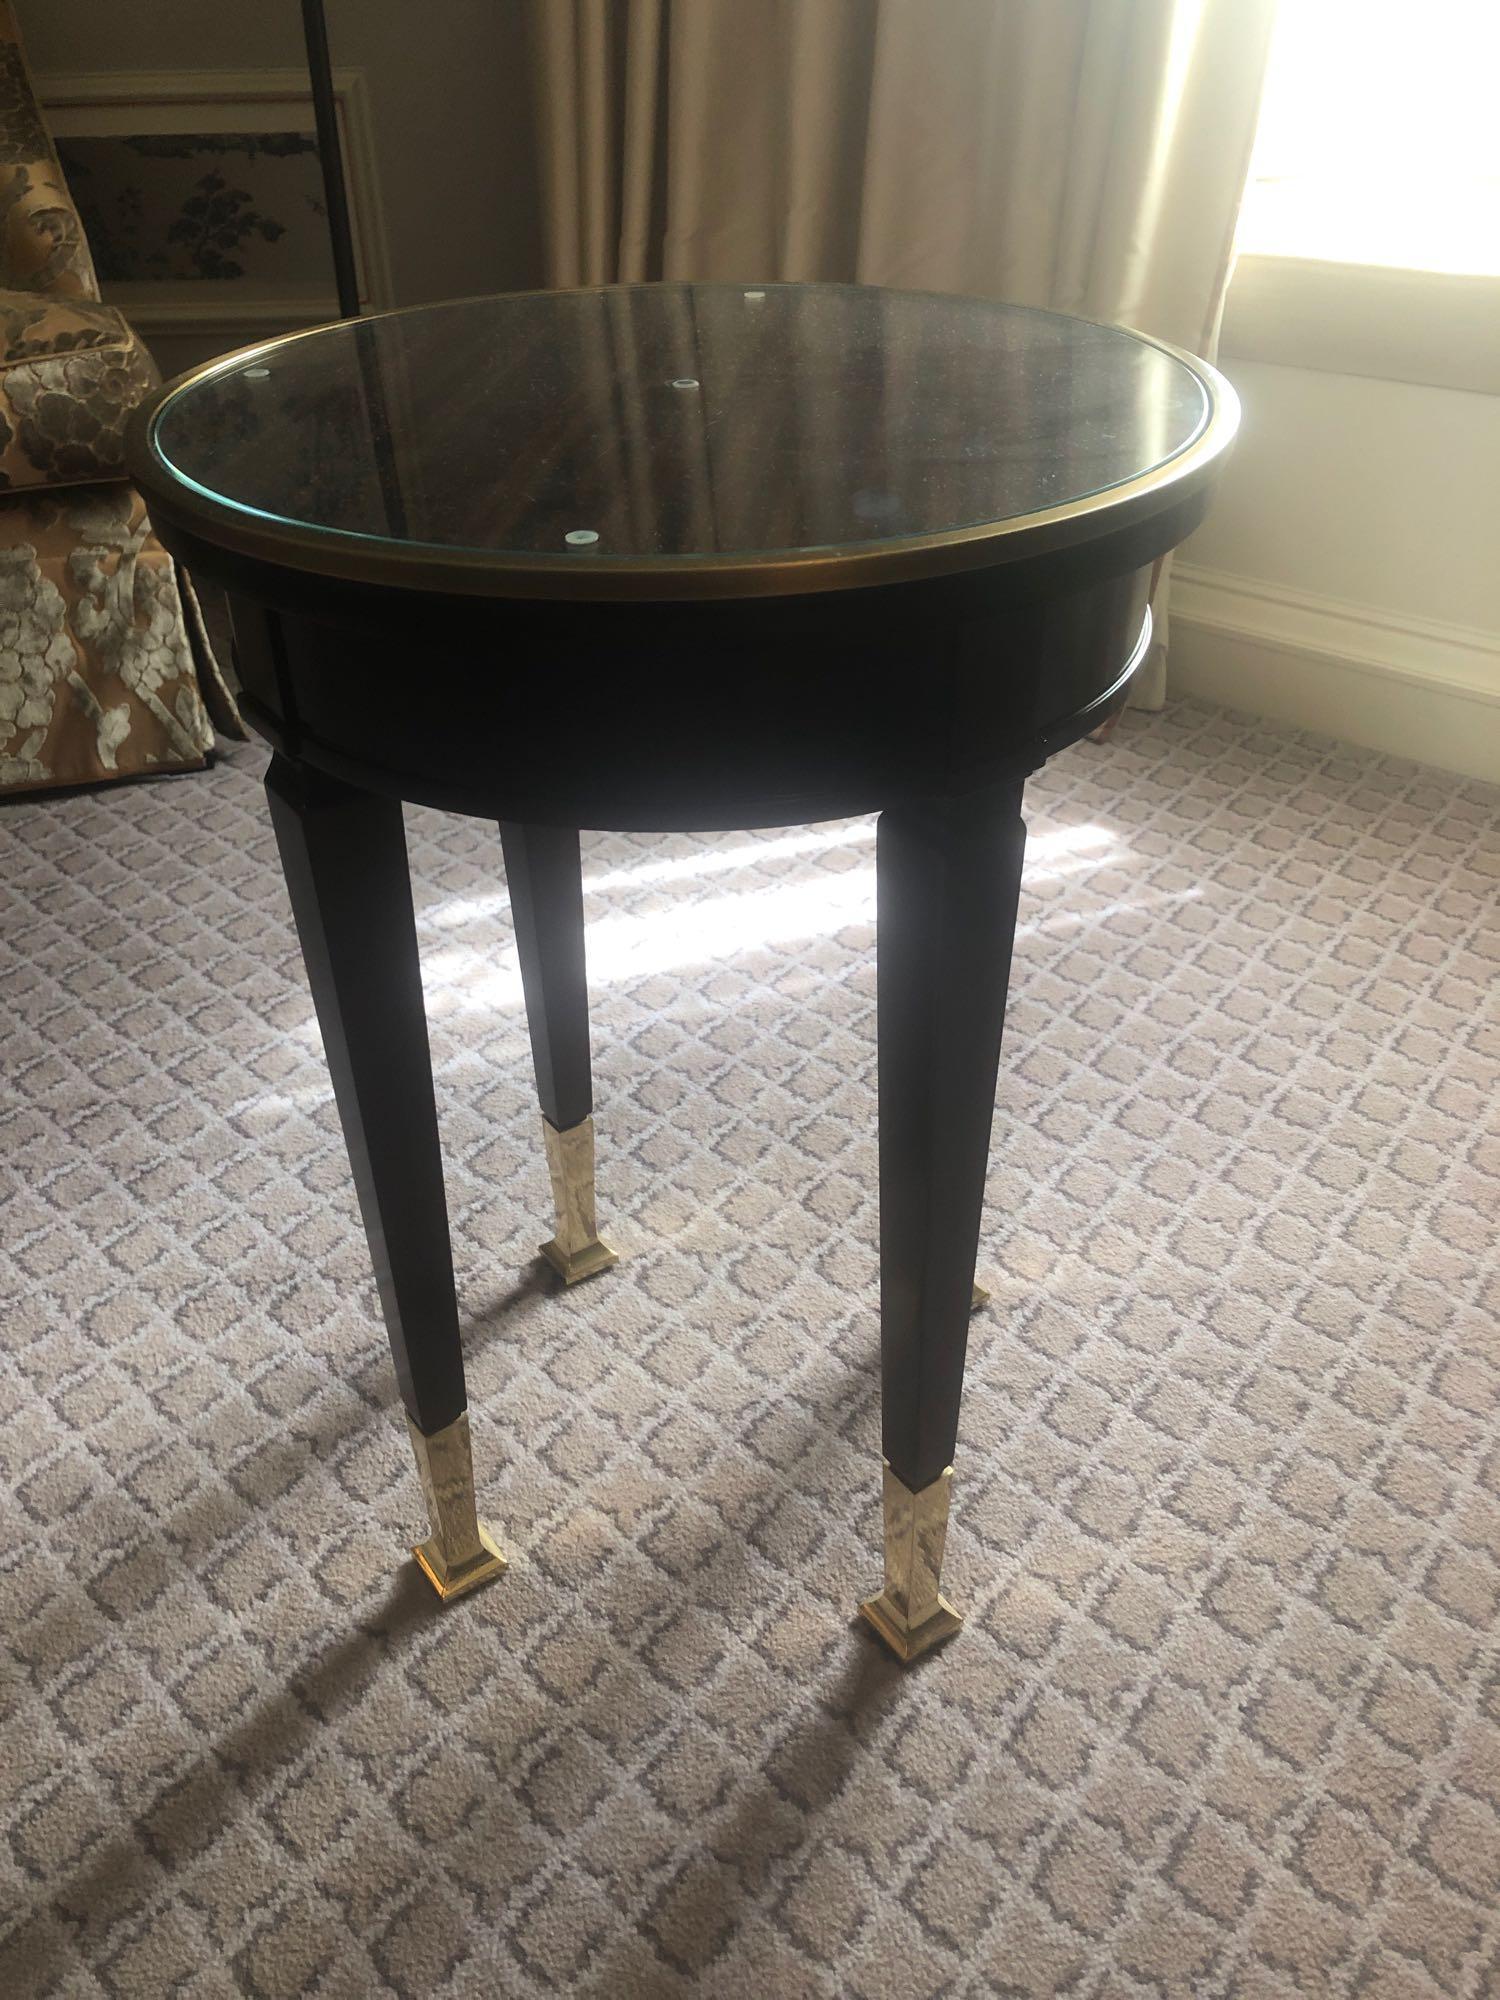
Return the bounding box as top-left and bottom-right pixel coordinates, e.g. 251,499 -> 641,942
0,1 -> 239,794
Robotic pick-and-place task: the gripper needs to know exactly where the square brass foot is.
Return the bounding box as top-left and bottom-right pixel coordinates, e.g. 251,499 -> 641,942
406,1411 -> 507,1604
540,1115 -> 618,1285
859,1590 -> 964,1663
539,1233 -> 620,1286
412,1522 -> 508,1603
859,1461 -> 964,1664
971,1281 -> 990,1311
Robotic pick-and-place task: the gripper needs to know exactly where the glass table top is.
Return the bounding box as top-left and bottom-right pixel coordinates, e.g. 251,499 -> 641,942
143,284 -> 1226,596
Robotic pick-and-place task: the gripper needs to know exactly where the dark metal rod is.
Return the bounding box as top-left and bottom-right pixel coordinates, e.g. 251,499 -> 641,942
300,0 -> 361,318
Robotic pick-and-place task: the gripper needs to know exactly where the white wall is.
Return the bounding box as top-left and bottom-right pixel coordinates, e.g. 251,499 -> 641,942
1186,362 -> 1500,632
1171,358 -> 1500,782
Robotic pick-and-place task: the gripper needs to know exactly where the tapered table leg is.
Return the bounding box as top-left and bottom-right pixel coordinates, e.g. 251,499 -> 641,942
267,755 -> 505,1601
499,821 -> 617,1285
860,781 -> 1028,1661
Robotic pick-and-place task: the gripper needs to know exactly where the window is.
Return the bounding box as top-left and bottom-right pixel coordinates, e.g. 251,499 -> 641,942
1237,0 -> 1500,274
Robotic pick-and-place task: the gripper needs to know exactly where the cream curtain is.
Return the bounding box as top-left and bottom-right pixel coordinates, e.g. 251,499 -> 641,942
526,0 -> 1277,705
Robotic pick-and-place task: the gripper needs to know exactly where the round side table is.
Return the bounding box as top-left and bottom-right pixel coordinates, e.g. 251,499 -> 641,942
129,282 -> 1237,1661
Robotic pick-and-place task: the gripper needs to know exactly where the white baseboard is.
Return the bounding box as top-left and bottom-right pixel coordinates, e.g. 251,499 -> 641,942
1169,563 -> 1500,785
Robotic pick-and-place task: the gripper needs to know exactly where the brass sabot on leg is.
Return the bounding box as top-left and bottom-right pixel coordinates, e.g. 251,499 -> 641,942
859,1461 -> 964,1662
538,1113 -> 619,1285
407,1411 -> 507,1602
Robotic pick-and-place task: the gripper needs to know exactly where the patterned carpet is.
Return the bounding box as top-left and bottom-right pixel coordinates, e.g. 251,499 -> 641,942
2,701 -> 1497,1999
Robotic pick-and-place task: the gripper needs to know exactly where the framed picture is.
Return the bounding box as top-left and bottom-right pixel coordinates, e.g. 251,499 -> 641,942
37,66 -> 392,365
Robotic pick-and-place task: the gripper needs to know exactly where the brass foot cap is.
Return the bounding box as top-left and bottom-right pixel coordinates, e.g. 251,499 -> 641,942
412,1522 -> 508,1603
859,1591 -> 964,1664
971,1282 -> 990,1312
539,1235 -> 620,1286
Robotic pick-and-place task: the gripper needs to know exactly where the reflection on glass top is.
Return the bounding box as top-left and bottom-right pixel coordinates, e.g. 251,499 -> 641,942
150,284 -> 1210,566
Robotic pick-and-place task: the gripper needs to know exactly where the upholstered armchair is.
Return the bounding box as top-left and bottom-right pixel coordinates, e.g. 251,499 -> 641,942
0,1 -> 239,794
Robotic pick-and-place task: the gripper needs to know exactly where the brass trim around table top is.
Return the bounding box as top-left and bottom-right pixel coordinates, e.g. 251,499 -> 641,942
125,282 -> 1240,605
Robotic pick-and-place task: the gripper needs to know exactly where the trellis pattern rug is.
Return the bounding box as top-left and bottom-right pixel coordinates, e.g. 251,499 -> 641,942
2,701 -> 1497,1998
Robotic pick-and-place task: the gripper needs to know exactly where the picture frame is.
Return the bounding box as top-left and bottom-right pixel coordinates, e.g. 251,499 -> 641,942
35,66 -> 393,362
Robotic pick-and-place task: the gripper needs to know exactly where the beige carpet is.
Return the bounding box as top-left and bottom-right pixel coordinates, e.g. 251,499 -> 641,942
2,701 -> 1497,1999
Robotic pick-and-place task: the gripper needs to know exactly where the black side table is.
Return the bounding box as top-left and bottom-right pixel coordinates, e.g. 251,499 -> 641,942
130,282 -> 1237,1661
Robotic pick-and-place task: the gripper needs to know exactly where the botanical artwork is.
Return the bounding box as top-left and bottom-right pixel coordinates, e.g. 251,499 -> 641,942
53,131 -> 330,289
